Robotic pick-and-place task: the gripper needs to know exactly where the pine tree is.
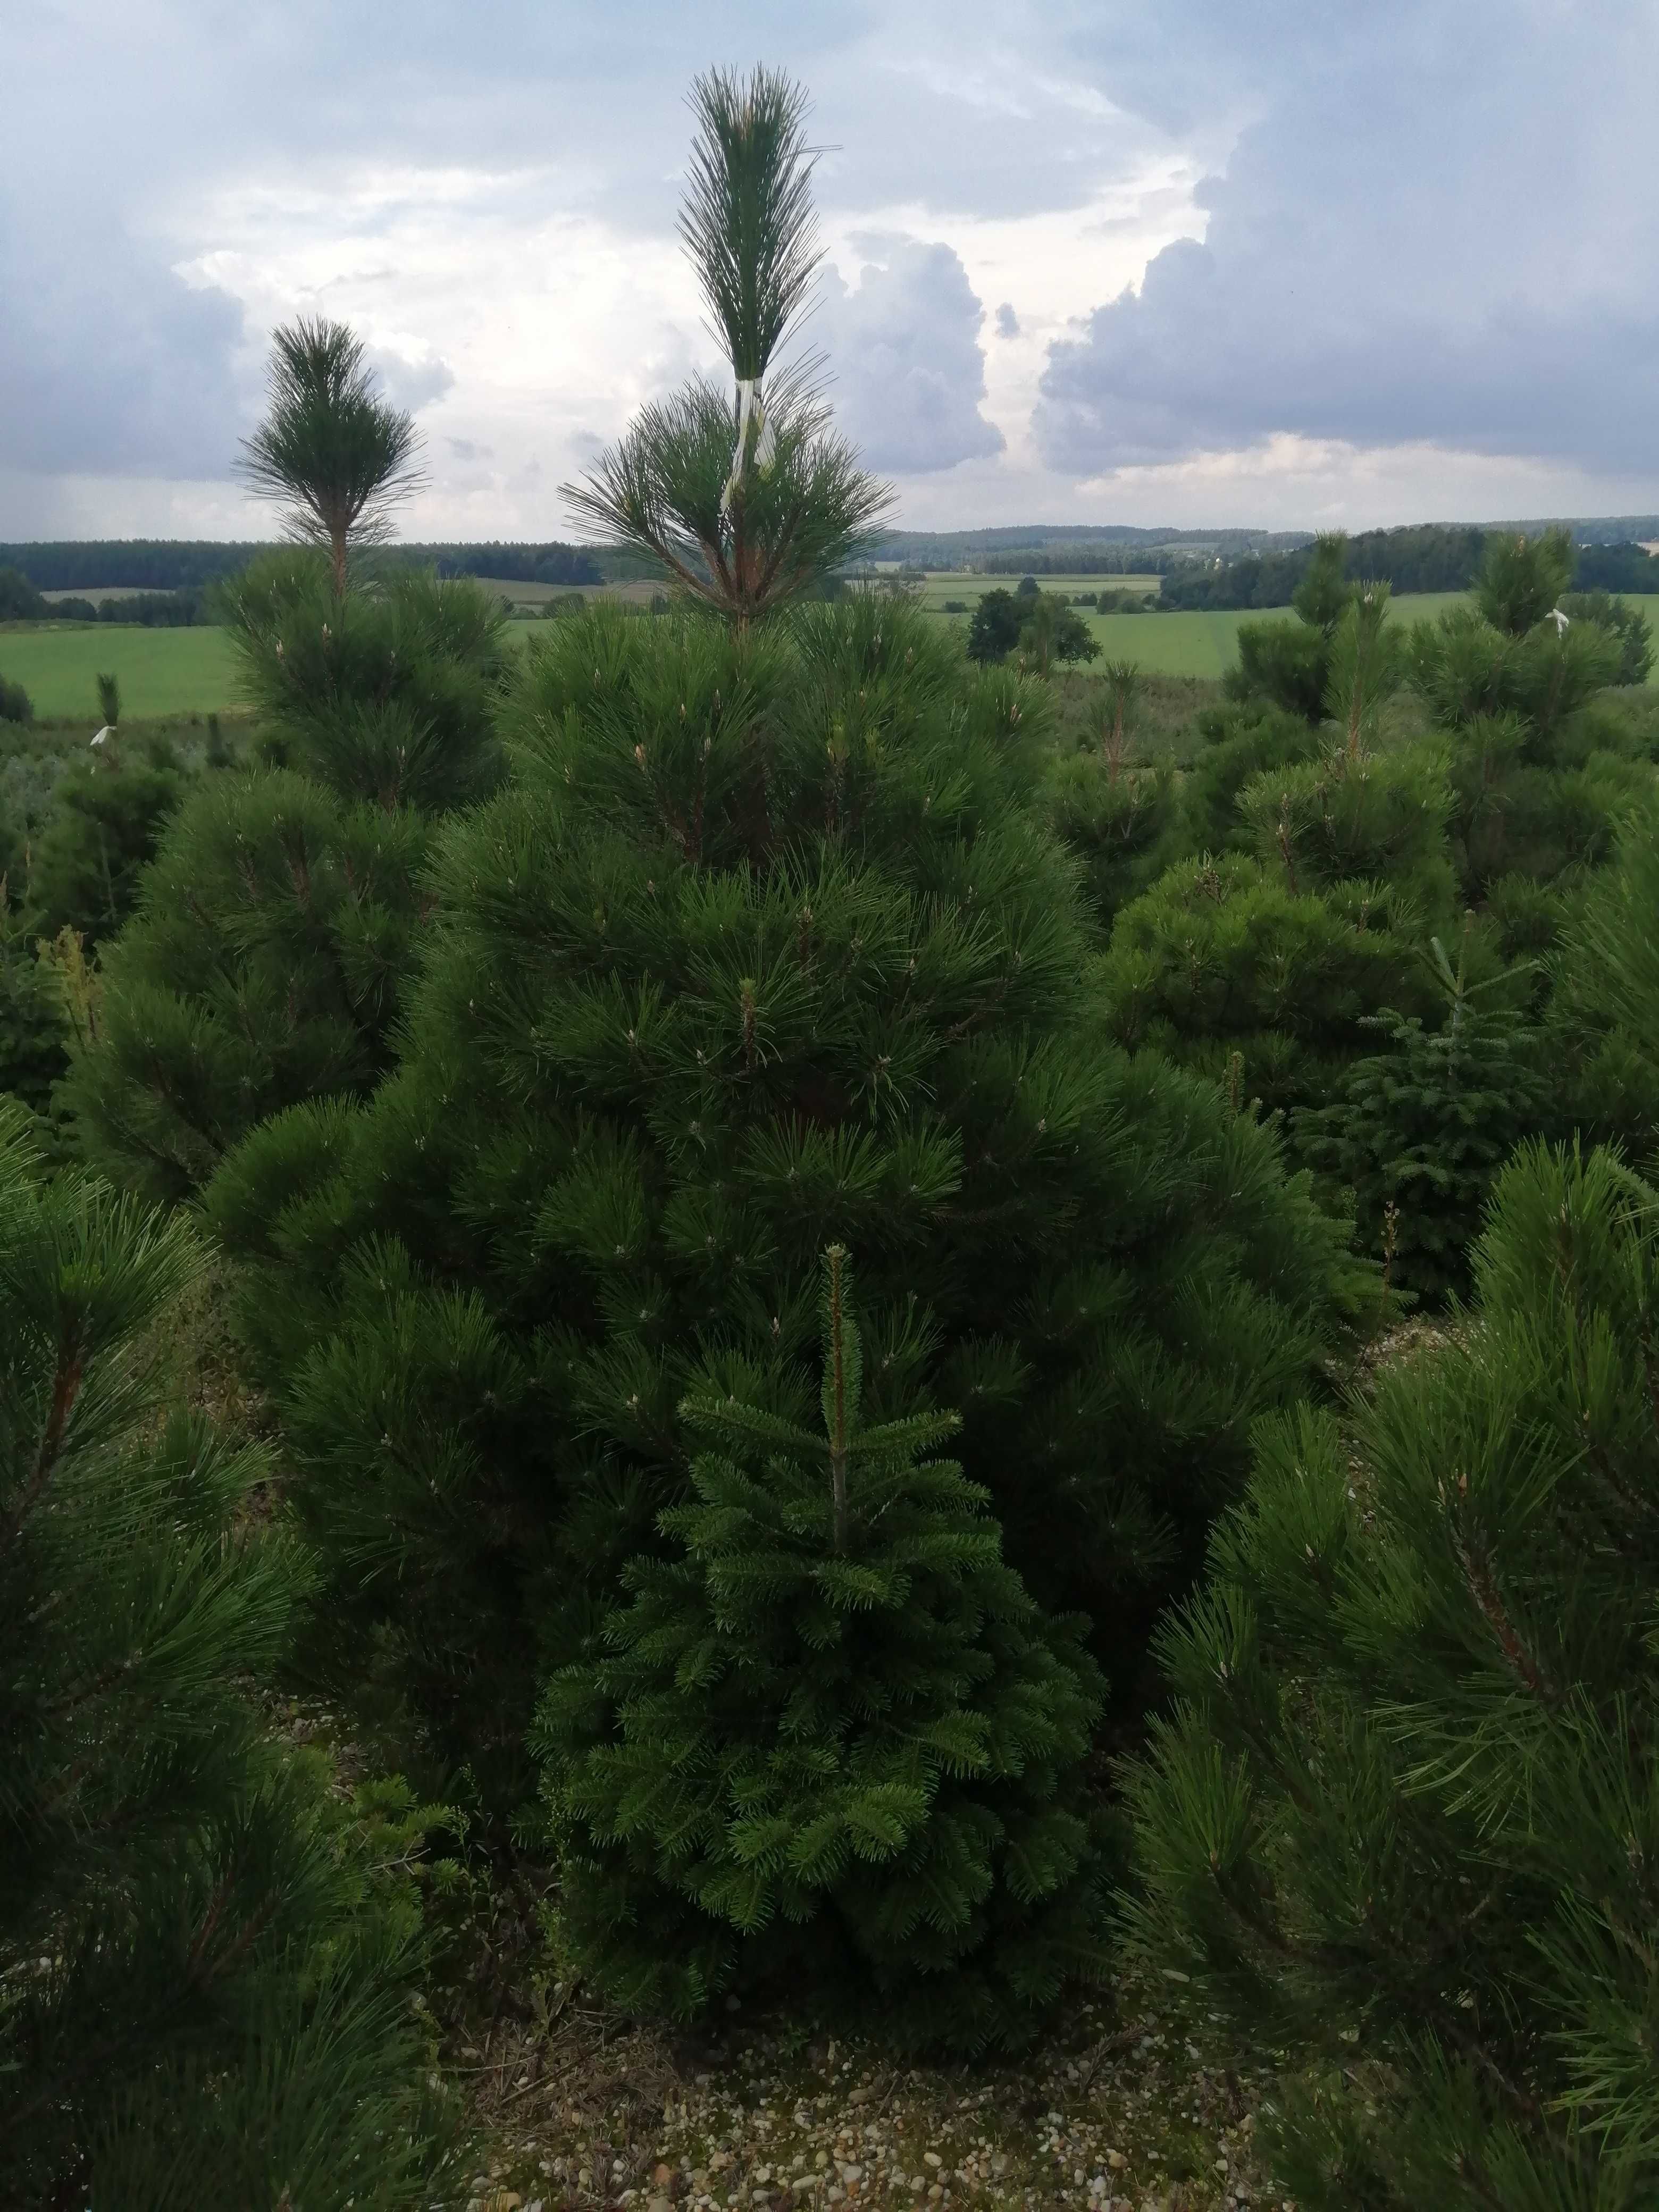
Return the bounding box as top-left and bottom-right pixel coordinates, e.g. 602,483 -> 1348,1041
564,68 -> 891,623
237,318 -> 425,593
533,1245 -> 1109,2050
1545,804 -> 1659,1153
1296,924 -> 1548,1302
28,734 -> 193,945
1100,852 -> 1437,1121
1226,533 -> 1354,724
66,555 -> 508,1201
1122,1137 -> 1659,2208
204,597 -> 1370,1821
0,1102 -> 452,2207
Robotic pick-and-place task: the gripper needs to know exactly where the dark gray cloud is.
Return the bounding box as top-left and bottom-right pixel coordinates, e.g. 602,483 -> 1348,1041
367,349 -> 456,415
1037,3 -> 1659,475
816,238 -> 1002,474
0,200 -> 246,476
994,303 -> 1019,340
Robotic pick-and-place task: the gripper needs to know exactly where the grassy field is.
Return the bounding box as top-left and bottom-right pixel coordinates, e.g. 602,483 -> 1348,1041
915,571 -> 1164,610
8,594 -> 1659,721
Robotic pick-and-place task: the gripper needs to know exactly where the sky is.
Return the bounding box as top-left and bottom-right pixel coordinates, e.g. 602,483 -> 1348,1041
4,0 -> 1657,543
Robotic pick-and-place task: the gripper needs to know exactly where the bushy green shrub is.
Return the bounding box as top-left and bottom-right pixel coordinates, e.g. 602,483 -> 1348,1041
534,1247 -> 1109,2050
0,1104 -> 453,2207
0,671 -> 32,724
1122,1139 -> 1659,2208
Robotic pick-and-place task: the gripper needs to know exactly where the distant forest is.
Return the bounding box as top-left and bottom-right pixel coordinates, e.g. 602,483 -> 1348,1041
0,539 -> 606,593
5,521 -> 1657,618
1158,525 -> 1659,609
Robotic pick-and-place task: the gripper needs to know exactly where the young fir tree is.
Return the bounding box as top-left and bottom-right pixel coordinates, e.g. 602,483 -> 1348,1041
533,1246 -> 1109,2050
1122,1138 -> 1659,2209
564,66 -> 891,623
1296,924 -> 1548,1303
205,597 -> 1370,1824
0,1102 -> 453,2208
65,549 -> 508,1202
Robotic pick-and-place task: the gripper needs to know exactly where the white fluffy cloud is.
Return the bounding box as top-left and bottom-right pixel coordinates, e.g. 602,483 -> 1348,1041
815,239 -> 1002,474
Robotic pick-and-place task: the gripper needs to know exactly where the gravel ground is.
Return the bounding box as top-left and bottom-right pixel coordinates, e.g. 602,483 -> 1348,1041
448,1961 -> 1292,2212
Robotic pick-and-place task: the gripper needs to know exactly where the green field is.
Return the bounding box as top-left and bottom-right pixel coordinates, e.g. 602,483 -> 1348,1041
7,593 -> 1658,720
0,623 -> 245,721
915,571 -> 1164,610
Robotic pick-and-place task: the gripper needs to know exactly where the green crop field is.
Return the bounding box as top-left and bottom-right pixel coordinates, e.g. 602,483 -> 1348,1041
7,593 -> 1658,722
916,571 -> 1163,610
0,622 -> 245,722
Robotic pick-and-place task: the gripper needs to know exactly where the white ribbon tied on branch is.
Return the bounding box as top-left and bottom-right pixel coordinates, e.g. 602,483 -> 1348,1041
720,377 -> 778,520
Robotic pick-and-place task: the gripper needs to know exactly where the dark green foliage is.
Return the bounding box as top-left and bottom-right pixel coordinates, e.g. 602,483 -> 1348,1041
1573,538 -> 1659,594
1238,735 -> 1454,917
96,670 -> 120,727
967,586 -> 1024,663
1159,523 -> 1489,611
533,1247 -> 1110,2050
1176,701 -> 1322,857
0,564 -> 48,619
0,671 -> 31,724
1046,666 -> 1175,924
1016,592 -> 1100,673
220,550 -> 509,807
238,317 -> 425,591
68,560 -> 509,1202
1560,589 -> 1653,685
1546,809 -> 1659,1153
1226,615 -> 1331,723
1100,854 -> 1435,1119
65,772 -> 432,1203
0,1105 -> 451,2207
204,599 -> 1368,1829
1476,523 -> 1573,635
1296,930 -> 1549,1302
27,738 -> 191,945
0,907 -> 68,1120
1122,1139 -> 1659,2208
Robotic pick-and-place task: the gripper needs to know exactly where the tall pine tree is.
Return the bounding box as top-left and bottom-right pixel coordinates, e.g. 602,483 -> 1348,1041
206,596 -> 1370,1820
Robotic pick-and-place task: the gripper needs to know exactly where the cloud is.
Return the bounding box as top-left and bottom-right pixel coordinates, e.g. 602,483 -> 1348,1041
447,437 -> 494,462
815,237 -> 1002,474
367,347 -> 456,414
994,303 -> 1019,339
0,204 -> 246,479
1036,3 -> 1659,479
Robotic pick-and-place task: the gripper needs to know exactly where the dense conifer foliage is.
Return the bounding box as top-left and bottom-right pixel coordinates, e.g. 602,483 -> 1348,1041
203,598 -> 1369,1833
0,1104 -> 450,2207
534,1245 -> 1110,2050
1124,1136 -> 1659,2208
66,556 -> 508,1200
